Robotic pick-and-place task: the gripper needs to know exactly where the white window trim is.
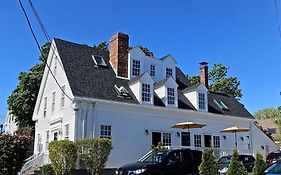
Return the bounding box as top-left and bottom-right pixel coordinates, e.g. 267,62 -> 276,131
150,65 -> 155,77
64,123 -> 70,140
141,83 -> 152,103
100,124 -> 112,139
51,91 -> 56,113
166,67 -> 173,78
167,87 -> 175,105
60,86 -> 65,109
132,60 -> 140,77
43,97 -> 47,117
198,93 -> 206,110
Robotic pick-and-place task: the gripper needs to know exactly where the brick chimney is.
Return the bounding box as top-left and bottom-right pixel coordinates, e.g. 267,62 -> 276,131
199,61 -> 208,88
109,32 -> 129,78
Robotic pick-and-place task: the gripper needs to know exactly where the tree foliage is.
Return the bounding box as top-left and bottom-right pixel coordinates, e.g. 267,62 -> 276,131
198,149 -> 219,175
93,41 -> 109,51
188,64 -> 242,100
49,140 -> 77,175
7,43 -> 50,126
42,164 -> 54,175
0,129 -> 32,175
76,138 -> 112,175
254,107 -> 281,119
253,153 -> 267,175
226,149 -> 247,175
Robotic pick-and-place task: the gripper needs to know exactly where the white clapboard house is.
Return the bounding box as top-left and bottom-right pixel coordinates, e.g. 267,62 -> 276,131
20,32 -> 278,173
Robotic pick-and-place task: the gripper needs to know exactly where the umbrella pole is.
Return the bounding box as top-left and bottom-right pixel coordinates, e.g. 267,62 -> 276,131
234,132 -> 237,149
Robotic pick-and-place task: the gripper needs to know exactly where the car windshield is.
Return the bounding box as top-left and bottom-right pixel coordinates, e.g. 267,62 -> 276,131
139,150 -> 167,163
265,161 -> 281,173
218,157 -> 231,164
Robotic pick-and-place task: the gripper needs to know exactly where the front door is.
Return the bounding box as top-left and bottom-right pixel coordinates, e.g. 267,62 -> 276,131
204,135 -> 212,147
54,132 -> 58,141
152,132 -> 162,147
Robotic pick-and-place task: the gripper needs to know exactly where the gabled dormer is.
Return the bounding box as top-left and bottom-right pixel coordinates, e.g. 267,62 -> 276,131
183,84 -> 208,112
129,72 -> 154,105
154,77 -> 178,107
160,54 -> 177,80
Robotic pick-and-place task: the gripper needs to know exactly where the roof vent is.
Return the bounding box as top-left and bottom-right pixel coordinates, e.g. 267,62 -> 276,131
92,55 -> 107,67
115,85 -> 131,99
213,99 -> 229,111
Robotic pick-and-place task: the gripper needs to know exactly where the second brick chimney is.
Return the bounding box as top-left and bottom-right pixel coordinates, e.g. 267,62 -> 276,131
199,61 -> 208,88
109,32 -> 129,78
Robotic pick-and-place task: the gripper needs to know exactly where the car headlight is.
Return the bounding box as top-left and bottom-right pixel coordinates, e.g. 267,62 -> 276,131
129,168 -> 146,174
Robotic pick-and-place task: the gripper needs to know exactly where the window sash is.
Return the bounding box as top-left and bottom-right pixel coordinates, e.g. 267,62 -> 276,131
100,125 -> 111,139
167,88 -> 175,105
132,60 -> 140,76
166,68 -> 173,78
150,65 -> 155,77
162,132 -> 172,146
194,135 -> 202,147
142,84 -> 151,102
52,92 -> 56,112
213,136 -> 220,148
60,86 -> 65,108
65,124 -> 69,140
198,93 -> 205,109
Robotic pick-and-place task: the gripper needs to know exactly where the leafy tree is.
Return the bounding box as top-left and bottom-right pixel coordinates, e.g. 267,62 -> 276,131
254,107 -> 281,119
42,164 -> 54,175
226,149 -> 247,175
0,128 -> 32,175
49,140 -> 77,175
188,64 -> 242,99
253,153 -> 267,175
93,41 -> 109,51
76,138 -> 112,175
136,45 -> 154,57
7,43 -> 50,126
198,149 -> 219,175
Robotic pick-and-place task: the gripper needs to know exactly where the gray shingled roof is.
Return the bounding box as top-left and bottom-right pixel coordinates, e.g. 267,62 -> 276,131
54,38 -> 254,119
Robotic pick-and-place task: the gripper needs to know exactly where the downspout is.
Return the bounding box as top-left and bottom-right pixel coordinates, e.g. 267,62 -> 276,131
249,122 -> 254,155
92,102 -> 96,138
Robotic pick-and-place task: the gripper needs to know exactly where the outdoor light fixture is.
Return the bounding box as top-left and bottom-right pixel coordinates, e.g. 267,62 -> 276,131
177,132 -> 180,137
223,135 -> 226,140
240,137 -> 244,141
145,129 -> 149,135
261,146 -> 265,150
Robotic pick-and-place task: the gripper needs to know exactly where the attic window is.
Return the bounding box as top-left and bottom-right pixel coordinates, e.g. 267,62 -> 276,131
92,55 -> 107,67
214,99 -> 229,111
115,85 -> 131,99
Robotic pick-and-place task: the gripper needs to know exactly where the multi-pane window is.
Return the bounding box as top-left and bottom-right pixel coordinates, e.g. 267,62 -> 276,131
198,93 -> 205,110
52,92 -> 56,113
100,125 -> 111,139
64,124 -> 69,140
194,134 -> 202,147
162,132 -> 172,146
43,97 -> 47,117
132,60 -> 140,76
167,88 -> 175,105
60,86 -> 65,108
37,134 -> 42,153
150,65 -> 155,77
142,84 -> 151,102
46,131 -> 49,150
166,68 -> 173,78
213,136 -> 220,148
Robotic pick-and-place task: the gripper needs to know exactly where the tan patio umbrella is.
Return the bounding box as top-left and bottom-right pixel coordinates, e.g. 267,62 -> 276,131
172,121 -> 206,131
221,126 -> 250,148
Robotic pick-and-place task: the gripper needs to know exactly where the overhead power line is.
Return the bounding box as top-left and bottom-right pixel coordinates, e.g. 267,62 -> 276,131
18,0 -> 74,102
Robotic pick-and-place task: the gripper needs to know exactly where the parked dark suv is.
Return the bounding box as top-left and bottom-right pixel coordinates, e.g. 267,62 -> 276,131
116,148 -> 202,175
218,155 -> 255,174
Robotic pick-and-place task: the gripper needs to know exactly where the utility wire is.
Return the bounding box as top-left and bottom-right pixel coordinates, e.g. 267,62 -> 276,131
18,0 -> 74,102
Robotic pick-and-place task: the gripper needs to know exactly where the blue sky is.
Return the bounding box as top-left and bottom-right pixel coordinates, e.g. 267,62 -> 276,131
0,0 -> 280,124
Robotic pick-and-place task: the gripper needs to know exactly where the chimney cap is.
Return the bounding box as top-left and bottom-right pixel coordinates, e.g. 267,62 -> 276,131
199,61 -> 208,66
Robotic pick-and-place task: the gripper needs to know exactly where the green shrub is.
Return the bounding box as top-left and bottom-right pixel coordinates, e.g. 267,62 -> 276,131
226,149 -> 247,175
49,140 -> 77,175
253,153 -> 267,175
76,138 -> 112,175
42,164 -> 54,175
0,133 -> 32,175
198,149 -> 219,175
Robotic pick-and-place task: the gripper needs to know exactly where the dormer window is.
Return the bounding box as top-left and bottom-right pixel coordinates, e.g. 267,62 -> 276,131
142,84 -> 151,102
132,60 -> 140,76
150,65 -> 155,77
198,93 -> 205,110
166,68 -> 173,78
167,88 -> 175,105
